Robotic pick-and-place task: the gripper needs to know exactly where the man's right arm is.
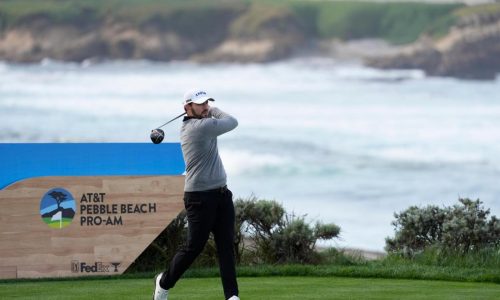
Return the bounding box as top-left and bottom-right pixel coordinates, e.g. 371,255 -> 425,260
200,107 -> 238,137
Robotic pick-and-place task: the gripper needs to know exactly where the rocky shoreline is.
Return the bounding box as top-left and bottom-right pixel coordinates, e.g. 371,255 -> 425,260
1,8 -> 500,79
0,9 -> 304,64
366,9 -> 500,80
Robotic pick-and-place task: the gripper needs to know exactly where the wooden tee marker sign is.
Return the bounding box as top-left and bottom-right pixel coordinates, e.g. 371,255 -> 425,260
0,143 -> 185,279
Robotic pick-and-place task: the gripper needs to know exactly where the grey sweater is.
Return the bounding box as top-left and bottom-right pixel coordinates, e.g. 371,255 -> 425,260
180,107 -> 238,192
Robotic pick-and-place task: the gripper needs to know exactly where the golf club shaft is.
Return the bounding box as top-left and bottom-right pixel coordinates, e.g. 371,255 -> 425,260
156,112 -> 186,129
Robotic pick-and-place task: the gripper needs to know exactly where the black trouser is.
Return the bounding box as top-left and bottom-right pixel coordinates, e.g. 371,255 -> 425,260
160,186 -> 238,299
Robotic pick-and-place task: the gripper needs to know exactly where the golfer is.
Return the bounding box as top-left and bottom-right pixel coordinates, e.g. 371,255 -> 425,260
153,89 -> 240,300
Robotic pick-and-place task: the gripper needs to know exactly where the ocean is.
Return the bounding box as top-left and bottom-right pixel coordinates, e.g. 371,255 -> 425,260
1,58 -> 499,251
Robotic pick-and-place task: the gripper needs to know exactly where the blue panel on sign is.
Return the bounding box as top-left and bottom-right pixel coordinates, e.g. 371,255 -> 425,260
0,143 -> 185,189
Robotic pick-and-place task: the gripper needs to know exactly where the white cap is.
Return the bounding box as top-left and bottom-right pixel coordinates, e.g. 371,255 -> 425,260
183,88 -> 215,105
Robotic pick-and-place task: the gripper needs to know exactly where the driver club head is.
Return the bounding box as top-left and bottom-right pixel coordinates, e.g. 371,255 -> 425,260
150,129 -> 165,144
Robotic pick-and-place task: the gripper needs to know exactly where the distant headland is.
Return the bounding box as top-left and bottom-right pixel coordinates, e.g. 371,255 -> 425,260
1,0 -> 499,79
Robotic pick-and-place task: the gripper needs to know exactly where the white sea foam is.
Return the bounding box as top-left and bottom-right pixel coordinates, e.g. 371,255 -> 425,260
221,149 -> 289,176
1,58 -> 500,250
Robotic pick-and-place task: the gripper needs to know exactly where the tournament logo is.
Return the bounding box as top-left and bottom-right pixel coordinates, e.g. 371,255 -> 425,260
40,188 -> 76,229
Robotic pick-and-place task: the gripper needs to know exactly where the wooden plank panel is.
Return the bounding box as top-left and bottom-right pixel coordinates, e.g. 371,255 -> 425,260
0,175 -> 184,279
0,266 -> 17,279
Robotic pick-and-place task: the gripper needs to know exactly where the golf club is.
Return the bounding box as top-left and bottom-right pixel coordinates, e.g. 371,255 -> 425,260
150,112 -> 186,144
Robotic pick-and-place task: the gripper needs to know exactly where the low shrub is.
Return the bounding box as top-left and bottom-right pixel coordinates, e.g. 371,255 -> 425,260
129,196 -> 341,272
386,198 -> 500,256
235,197 -> 340,264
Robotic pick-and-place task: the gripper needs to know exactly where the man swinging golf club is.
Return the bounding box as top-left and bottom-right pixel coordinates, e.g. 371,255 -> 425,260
153,88 -> 240,300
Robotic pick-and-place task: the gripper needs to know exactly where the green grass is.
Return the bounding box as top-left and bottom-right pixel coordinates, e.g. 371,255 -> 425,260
0,0 -> 243,32
128,246 -> 500,283
288,1 -> 462,44
384,246 -> 500,270
1,276 -> 499,299
454,3 -> 500,18
41,217 -> 73,228
178,264 -> 500,284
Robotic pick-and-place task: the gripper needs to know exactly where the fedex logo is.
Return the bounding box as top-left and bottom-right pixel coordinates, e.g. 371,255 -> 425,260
71,261 -> 121,273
